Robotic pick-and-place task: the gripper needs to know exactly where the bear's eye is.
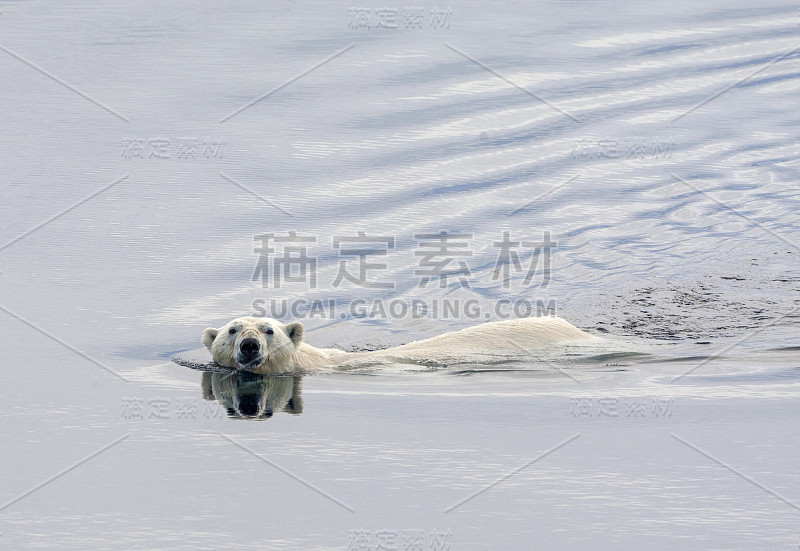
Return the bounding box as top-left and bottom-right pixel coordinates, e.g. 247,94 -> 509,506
228,327 -> 237,335
264,327 -> 274,335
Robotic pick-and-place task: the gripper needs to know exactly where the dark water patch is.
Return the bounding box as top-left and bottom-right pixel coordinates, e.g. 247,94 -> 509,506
641,355 -> 713,364
764,346 -> 800,352
596,271 -> 799,342
579,351 -> 652,364
452,368 -> 534,375
682,369 -> 800,384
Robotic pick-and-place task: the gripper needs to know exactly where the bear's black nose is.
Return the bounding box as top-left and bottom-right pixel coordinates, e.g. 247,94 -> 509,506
240,338 -> 260,356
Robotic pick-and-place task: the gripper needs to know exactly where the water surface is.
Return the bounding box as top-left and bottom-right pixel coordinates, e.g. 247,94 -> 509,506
1,0 -> 798,548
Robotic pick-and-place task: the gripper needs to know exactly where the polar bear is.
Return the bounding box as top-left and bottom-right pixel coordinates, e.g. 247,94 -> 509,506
201,316 -> 596,375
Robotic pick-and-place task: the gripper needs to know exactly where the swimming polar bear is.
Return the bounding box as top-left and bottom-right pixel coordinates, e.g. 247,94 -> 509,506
202,316 -> 596,375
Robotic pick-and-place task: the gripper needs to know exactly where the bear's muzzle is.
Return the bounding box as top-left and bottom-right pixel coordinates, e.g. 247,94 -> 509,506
236,337 -> 263,369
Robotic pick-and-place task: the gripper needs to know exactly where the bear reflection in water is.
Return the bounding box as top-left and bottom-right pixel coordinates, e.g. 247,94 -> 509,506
201,371 -> 303,419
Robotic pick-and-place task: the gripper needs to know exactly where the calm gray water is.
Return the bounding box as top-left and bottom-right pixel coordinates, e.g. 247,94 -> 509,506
1,1 -> 799,549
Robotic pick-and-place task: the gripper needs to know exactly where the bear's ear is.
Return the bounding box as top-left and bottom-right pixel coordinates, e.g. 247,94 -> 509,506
286,322 -> 304,345
202,328 -> 219,350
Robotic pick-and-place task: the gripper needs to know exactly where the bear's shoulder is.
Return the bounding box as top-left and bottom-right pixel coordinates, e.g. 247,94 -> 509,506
291,343 -> 340,369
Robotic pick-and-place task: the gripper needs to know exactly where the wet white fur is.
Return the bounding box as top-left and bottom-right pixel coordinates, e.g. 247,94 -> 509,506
203,316 -> 596,375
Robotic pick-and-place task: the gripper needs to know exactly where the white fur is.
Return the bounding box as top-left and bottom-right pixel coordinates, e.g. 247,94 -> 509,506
202,316 -> 596,375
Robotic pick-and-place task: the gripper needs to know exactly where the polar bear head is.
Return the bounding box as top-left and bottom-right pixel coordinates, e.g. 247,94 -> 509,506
202,317 -> 304,372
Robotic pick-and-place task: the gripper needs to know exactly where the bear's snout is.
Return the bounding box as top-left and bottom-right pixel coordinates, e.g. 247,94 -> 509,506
240,338 -> 261,358
235,336 -> 264,370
